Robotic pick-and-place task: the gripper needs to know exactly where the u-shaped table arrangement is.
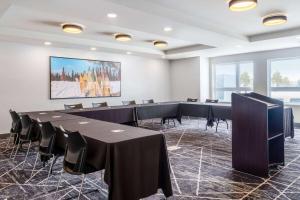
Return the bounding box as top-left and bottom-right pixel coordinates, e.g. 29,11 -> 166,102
23,101 -> 294,200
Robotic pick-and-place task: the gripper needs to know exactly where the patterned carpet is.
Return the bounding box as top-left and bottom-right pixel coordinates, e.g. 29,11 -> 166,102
0,119 -> 300,200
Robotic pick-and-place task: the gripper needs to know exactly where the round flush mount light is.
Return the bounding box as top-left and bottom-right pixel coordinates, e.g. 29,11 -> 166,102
263,13 -> 287,26
114,33 -> 132,42
107,13 -> 117,18
228,0 -> 257,12
126,51 -> 132,55
61,23 -> 84,34
90,47 -> 97,51
153,40 -> 168,48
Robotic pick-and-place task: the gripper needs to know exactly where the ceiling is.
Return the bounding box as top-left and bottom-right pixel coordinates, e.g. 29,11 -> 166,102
0,0 -> 300,59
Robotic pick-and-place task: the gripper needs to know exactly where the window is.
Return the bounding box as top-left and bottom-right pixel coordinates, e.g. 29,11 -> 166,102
269,57 -> 300,104
213,61 -> 254,102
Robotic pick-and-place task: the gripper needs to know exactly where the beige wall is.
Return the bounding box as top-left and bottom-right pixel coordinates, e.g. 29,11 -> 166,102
170,57 -> 201,101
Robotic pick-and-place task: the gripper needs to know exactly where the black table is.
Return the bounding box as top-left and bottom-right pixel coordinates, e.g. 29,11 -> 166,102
25,111 -> 173,200
64,102 -> 182,125
51,117 -> 172,200
24,111 -> 82,122
284,107 -> 294,138
179,103 -> 231,127
135,102 -> 181,123
64,106 -> 136,124
23,101 -> 295,199
178,102 -> 294,138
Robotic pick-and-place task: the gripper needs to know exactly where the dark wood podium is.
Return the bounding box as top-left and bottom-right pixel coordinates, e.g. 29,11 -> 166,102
232,92 -> 284,177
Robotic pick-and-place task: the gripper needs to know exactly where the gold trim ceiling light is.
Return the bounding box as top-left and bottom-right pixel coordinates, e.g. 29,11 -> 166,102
263,13 -> 287,26
228,0 -> 257,12
61,23 -> 84,34
153,40 -> 168,48
114,33 -> 132,42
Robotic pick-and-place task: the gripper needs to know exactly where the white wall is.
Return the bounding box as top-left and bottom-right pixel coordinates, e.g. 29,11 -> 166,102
170,57 -> 200,101
200,57 -> 210,102
0,41 -> 171,133
210,47 -> 300,123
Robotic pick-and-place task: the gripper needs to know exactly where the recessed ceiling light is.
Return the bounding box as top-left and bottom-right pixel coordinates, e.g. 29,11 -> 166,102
107,13 -> 118,18
114,33 -> 132,42
164,26 -> 173,32
126,51 -> 132,55
228,0 -> 257,12
111,129 -> 125,133
263,13 -> 287,26
153,40 -> 168,48
90,47 -> 97,51
236,45 -> 242,48
44,41 -> 52,46
61,23 -> 84,34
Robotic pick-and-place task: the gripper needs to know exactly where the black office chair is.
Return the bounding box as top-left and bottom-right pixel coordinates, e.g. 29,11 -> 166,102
92,102 -> 108,108
205,99 -> 228,132
64,103 -> 83,110
142,99 -> 154,104
13,115 -> 39,168
4,110 -> 22,156
122,100 -> 136,106
56,130 -> 99,199
187,98 -> 198,102
29,121 -> 64,181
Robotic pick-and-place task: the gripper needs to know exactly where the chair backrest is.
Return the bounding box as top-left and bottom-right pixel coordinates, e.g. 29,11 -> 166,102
187,98 -> 198,102
142,99 -> 154,104
38,121 -> 56,154
205,99 -> 219,103
92,102 -> 108,108
20,114 -> 35,140
9,109 -> 22,133
64,103 -> 83,110
63,131 -> 87,174
122,100 -> 136,106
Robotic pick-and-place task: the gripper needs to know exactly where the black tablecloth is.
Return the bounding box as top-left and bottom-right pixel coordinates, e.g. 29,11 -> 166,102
64,106 -> 136,124
24,111 -> 82,122
179,103 -> 294,137
178,103 -> 231,127
284,107 -> 294,138
135,103 -> 181,123
23,101 -> 296,199
26,112 -> 173,200
65,102 -> 182,125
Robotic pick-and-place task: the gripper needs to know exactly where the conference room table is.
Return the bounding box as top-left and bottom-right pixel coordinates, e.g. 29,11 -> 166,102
284,107 -> 295,138
25,110 -> 173,200
62,101 -> 294,137
23,101 -> 295,200
178,102 -> 232,127
25,111 -> 82,122
63,102 -> 182,124
178,102 -> 294,138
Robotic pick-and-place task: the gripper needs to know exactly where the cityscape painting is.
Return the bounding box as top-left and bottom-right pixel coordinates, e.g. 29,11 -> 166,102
50,56 -> 121,99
